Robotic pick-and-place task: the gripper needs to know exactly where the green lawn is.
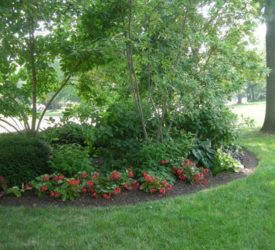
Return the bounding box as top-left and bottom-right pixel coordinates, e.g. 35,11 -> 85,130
230,101 -> 266,127
1,130 -> 275,249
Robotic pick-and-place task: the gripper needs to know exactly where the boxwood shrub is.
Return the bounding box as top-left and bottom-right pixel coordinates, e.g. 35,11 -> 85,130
0,133 -> 51,186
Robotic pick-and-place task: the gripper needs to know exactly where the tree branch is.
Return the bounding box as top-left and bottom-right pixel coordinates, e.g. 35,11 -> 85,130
0,124 -> 10,133
0,118 -> 21,132
36,73 -> 72,131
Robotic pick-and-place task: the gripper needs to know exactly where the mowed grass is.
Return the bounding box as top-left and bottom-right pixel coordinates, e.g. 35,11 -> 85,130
230,101 -> 266,127
1,131 -> 275,249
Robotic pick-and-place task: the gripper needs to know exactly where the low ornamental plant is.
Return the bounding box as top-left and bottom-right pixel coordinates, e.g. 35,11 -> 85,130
172,159 -> 209,185
30,169 -> 138,201
139,172 -> 173,195
7,159 -> 209,201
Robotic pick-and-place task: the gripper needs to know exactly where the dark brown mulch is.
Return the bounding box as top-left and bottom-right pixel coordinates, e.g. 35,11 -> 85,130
0,150 -> 258,208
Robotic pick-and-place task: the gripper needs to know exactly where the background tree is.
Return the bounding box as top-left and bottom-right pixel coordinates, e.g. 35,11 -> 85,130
261,0 -> 275,133
77,0 -> 264,142
0,0 -> 107,134
0,0 -> 75,133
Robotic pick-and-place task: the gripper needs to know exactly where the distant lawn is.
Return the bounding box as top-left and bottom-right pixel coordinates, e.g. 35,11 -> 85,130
1,130 -> 275,249
44,110 -> 63,117
230,101 -> 265,127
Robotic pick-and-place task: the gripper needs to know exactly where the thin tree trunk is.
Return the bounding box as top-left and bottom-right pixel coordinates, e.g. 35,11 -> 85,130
28,15 -> 38,133
261,1 -> 275,133
237,94 -> 242,104
36,74 -> 72,131
126,0 -> 148,140
251,85 -> 256,102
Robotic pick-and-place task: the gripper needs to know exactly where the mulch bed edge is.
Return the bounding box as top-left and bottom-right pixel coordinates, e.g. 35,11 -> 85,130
0,150 -> 258,208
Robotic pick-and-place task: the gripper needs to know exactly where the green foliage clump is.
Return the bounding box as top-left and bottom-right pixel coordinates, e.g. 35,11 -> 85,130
41,122 -> 93,147
0,133 -> 51,186
178,105 -> 238,147
6,186 -> 23,198
93,101 -> 153,167
191,139 -> 216,169
212,149 -> 243,175
138,136 -> 194,168
50,144 -> 92,176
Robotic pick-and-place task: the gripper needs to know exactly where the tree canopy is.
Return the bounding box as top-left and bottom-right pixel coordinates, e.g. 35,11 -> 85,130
0,0 -> 266,136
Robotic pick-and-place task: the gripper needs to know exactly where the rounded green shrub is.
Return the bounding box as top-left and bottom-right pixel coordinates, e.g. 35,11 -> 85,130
175,104 -> 238,147
41,122 -> 93,146
50,144 -> 92,176
138,135 -> 194,168
0,133 -> 51,187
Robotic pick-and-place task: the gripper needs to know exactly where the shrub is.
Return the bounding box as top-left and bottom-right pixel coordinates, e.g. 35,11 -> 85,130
138,136 -> 194,168
41,122 -> 93,147
93,100 -> 154,168
175,105 -> 238,147
0,133 -> 51,186
50,144 -> 92,176
212,149 -> 244,175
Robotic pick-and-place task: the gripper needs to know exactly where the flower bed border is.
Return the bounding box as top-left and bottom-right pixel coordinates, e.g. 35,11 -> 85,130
0,150 -> 257,208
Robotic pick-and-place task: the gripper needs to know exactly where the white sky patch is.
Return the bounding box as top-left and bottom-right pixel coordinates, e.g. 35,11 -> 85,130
254,23 -> 266,52
34,21 -> 51,37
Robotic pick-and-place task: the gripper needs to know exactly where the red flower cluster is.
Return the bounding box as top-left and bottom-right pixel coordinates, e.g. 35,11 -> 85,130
160,159 -> 169,165
40,185 -> 48,192
162,180 -> 173,191
86,180 -> 94,187
113,187 -> 121,195
81,172 -> 89,179
68,179 -> 80,186
140,172 -> 173,195
181,159 -> 196,167
31,162 -> 208,202
54,174 -> 65,182
110,171 -> 121,181
103,193 -> 111,200
143,172 -> 153,183
128,167 -> 135,178
43,175 -> 50,182
92,192 -> 98,198
131,182 -> 139,190
50,191 -> 60,198
92,172 -> 99,179
172,166 -> 186,181
173,159 -> 209,185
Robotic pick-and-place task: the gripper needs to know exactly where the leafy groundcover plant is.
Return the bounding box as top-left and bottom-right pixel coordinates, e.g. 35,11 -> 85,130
30,170 -> 138,201
4,158 -> 209,201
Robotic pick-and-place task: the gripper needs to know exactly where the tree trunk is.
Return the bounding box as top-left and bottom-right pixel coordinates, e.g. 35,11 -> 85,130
251,85 -> 256,102
237,94 -> 242,104
126,0 -> 148,140
261,1 -> 275,133
28,15 -> 38,133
